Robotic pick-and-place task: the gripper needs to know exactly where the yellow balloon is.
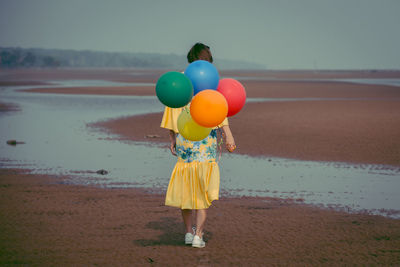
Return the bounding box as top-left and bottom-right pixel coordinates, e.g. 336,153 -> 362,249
177,109 -> 211,141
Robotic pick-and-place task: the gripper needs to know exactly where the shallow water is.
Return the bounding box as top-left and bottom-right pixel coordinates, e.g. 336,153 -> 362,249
1,80 -> 399,218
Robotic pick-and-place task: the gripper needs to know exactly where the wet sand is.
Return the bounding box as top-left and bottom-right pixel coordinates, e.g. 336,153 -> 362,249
0,101 -> 20,113
1,169 -> 400,266
93,100 -> 400,166
90,82 -> 400,166
1,69 -> 400,264
23,85 -> 155,96
13,69 -> 400,165
17,73 -> 400,99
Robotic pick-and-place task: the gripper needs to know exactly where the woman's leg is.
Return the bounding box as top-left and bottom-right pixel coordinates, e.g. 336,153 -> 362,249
181,209 -> 193,233
195,209 -> 207,238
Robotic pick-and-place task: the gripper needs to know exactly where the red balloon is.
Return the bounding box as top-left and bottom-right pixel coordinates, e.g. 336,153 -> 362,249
217,78 -> 246,117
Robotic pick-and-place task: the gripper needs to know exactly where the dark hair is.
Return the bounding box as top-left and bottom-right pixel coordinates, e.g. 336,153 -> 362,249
187,42 -> 213,63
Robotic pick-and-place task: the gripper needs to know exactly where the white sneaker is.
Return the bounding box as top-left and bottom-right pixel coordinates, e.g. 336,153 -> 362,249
185,232 -> 194,245
192,235 -> 205,248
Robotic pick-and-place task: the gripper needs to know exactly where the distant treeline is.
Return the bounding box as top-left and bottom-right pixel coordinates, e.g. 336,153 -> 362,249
0,47 -> 265,70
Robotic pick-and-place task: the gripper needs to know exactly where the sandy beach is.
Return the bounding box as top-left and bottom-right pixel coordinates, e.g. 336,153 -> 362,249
1,68 -> 400,265
1,168 -> 400,266
86,76 -> 400,166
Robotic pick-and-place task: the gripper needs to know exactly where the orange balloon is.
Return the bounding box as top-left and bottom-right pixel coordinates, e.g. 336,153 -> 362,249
190,89 -> 228,127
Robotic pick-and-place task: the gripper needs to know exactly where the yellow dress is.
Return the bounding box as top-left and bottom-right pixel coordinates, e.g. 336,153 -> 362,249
161,106 -> 228,209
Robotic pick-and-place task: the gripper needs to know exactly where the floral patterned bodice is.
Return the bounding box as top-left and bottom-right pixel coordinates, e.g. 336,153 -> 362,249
176,129 -> 218,163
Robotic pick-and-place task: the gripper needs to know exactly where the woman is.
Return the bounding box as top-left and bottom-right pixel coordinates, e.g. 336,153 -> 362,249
160,43 -> 235,248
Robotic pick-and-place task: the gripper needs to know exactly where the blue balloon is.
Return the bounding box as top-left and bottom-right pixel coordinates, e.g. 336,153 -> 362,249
184,60 -> 219,95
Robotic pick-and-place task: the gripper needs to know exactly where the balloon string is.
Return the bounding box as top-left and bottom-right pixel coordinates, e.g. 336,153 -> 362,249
217,127 -> 224,163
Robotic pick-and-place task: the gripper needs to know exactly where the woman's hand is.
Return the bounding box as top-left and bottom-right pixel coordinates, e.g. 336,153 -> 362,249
169,130 -> 177,156
225,135 -> 236,152
170,140 -> 177,156
222,125 -> 236,153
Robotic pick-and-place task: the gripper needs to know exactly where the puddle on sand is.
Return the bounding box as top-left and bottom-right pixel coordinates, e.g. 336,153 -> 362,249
1,80 -> 400,219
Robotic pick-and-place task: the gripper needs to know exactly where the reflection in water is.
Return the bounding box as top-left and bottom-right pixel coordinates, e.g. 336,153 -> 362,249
1,80 -> 399,218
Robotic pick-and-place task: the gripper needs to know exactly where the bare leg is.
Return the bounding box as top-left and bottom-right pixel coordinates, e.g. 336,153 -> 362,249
181,209 -> 193,233
195,209 -> 207,238
192,210 -> 197,230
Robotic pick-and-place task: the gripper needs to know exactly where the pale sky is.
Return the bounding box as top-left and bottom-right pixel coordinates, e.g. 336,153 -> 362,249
1,0 -> 400,69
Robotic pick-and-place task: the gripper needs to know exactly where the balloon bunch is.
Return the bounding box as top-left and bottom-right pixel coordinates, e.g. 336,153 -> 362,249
156,60 -> 246,142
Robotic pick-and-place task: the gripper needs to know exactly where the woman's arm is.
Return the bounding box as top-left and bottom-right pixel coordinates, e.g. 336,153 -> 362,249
168,130 -> 177,156
221,125 -> 236,152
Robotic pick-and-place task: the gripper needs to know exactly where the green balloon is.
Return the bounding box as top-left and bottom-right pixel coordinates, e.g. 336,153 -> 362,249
156,72 -> 193,108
